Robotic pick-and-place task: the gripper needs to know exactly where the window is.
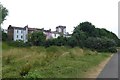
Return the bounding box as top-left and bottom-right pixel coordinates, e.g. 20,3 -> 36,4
21,35 -> 23,39
21,30 -> 23,33
17,30 -> 18,33
17,35 -> 18,38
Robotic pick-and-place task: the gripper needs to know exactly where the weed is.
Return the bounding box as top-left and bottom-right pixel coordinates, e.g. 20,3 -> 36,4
2,44 -> 111,78
5,55 -> 12,64
24,70 -> 44,78
19,63 -> 31,77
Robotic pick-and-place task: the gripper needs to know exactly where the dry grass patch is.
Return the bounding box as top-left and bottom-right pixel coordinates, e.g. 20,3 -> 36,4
2,44 -> 111,78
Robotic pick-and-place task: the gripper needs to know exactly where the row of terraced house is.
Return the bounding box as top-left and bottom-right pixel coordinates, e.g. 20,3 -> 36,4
7,25 -> 71,42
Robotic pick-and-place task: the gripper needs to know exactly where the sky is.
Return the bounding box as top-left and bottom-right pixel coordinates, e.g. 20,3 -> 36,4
1,0 -> 119,37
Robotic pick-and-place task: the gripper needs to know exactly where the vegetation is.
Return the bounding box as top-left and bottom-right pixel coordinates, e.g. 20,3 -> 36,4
1,2 -> 119,79
2,43 -> 111,78
72,21 -> 119,52
1,9 -> 117,52
0,3 -> 8,25
0,3 -> 8,43
8,40 -> 31,47
0,3 -> 8,79
10,21 -> 117,53
2,31 -> 7,41
84,37 -> 117,52
28,31 -> 46,46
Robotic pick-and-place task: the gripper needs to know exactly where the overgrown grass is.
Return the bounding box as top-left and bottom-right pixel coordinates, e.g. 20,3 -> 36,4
2,43 -> 111,78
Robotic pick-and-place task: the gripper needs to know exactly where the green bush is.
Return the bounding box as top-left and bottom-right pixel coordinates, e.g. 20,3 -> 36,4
8,40 -> 24,47
8,40 -> 31,47
2,31 -> 8,41
24,71 -> 43,78
28,31 -> 46,46
5,55 -> 12,64
19,63 -> 31,77
25,42 -> 32,47
44,39 -> 55,47
108,47 -> 117,53
85,37 -> 117,52
67,37 -> 78,48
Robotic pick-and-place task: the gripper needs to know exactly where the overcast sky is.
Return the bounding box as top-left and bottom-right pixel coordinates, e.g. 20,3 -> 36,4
1,0 -> 119,36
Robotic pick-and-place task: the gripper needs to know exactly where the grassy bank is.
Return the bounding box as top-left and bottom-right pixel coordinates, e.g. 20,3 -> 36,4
2,42 -> 111,78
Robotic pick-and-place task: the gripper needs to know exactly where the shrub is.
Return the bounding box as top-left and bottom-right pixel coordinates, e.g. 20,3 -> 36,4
2,31 -> 8,41
8,40 -> 24,47
118,39 -> 120,47
44,39 -> 54,47
24,71 -> 43,78
67,37 -> 78,48
25,42 -> 32,47
28,31 -> 46,46
5,55 -> 12,64
8,40 -> 31,47
85,37 -> 117,52
19,63 -> 31,77
51,36 -> 68,46
108,47 -> 117,53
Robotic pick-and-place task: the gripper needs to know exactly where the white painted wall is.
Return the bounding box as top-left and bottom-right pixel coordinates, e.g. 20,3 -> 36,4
13,28 -> 28,42
58,28 -> 61,33
24,27 -> 28,42
52,33 -> 56,38
63,28 -> 66,34
52,33 -> 60,38
56,34 -> 60,38
14,29 -> 17,41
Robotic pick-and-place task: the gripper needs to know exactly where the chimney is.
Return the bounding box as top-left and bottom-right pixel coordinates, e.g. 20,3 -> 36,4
24,25 -> 28,30
9,25 -> 12,27
8,25 -> 12,29
49,29 -> 51,32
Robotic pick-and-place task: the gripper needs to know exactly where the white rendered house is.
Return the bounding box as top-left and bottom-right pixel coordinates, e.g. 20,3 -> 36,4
8,25 -> 28,42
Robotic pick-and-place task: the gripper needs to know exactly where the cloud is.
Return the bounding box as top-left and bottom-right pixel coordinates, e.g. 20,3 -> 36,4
1,0 -> 119,35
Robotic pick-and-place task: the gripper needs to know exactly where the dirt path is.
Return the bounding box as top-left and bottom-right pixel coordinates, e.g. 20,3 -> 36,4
84,54 -> 113,78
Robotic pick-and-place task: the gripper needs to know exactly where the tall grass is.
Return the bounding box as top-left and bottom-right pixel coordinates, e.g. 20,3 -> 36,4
2,43 -> 111,78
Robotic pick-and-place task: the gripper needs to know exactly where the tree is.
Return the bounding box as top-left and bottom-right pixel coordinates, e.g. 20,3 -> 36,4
72,22 -> 90,47
28,31 -> 46,46
71,21 -> 118,52
53,36 -> 67,46
98,28 -> 119,46
118,39 -> 120,47
85,37 -> 117,52
44,39 -> 55,47
2,31 -> 7,41
73,21 -> 96,37
72,31 -> 87,47
0,3 -> 8,41
0,3 -> 8,25
67,37 -> 77,48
